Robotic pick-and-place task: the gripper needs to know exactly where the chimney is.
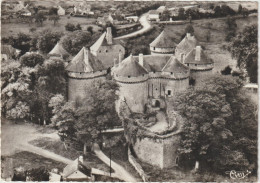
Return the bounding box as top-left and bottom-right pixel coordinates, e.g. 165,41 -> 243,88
78,156 -> 83,164
114,58 -> 117,66
186,33 -> 191,39
139,53 -> 144,66
106,27 -> 112,45
118,52 -> 122,65
181,53 -> 184,63
195,46 -> 201,61
84,48 -> 89,64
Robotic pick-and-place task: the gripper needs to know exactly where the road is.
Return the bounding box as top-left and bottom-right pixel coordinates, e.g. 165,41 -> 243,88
93,143 -> 137,182
2,121 -> 136,180
114,13 -> 152,40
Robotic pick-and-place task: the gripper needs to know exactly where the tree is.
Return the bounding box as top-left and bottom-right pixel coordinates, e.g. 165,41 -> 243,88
30,58 -> 66,125
171,75 -> 257,172
34,12 -> 47,26
61,30 -> 101,55
178,8 -> 185,20
26,167 -> 49,181
221,66 -> 232,75
238,4 -> 242,14
37,29 -> 63,54
65,23 -> 76,32
48,7 -> 58,15
185,24 -> 194,35
228,25 -> 257,83
48,15 -> 60,26
87,26 -> 94,35
241,8 -> 249,17
4,33 -> 32,55
76,23 -> 82,30
20,53 -> 44,67
56,79 -> 120,153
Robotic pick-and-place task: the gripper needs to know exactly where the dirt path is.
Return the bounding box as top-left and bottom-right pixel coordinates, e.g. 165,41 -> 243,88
93,143 -> 137,182
2,122 -> 136,180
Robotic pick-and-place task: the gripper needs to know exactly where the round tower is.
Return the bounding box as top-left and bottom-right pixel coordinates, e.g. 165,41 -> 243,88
113,54 -> 148,113
161,56 -> 190,97
66,47 -> 107,103
183,46 -> 214,86
150,30 -> 178,55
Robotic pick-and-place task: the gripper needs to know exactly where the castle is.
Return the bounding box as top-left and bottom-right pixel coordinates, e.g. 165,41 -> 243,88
62,28 -> 214,169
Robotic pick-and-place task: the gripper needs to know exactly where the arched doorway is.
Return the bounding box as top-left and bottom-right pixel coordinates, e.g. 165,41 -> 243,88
155,100 -> 160,108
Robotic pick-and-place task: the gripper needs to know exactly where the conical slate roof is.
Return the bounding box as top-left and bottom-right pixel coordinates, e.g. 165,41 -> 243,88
162,56 -> 189,74
184,47 -> 214,64
150,30 -> 178,48
113,55 -> 148,77
49,42 -> 69,57
176,34 -> 198,54
66,47 -> 104,72
90,32 -> 107,52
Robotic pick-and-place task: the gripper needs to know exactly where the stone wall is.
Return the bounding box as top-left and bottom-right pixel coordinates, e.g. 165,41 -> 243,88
133,135 -> 180,169
94,44 -> 125,69
67,75 -> 106,102
150,46 -> 175,55
117,80 -> 148,113
191,69 -> 213,87
128,149 -> 149,182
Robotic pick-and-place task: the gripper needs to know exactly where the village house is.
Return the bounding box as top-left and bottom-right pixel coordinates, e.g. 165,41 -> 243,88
125,16 -> 139,22
148,10 -> 160,21
1,45 -> 21,61
62,156 -> 94,181
57,5 -> 65,16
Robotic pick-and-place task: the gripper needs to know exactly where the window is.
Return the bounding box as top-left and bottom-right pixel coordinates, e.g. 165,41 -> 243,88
171,72 -> 173,75
128,76 -> 130,78
105,50 -> 108,53
153,47 -> 155,50
187,64 -> 189,66
175,157 -> 179,165
99,50 -> 101,53
119,49 -> 121,52
195,64 -> 197,66
168,90 -> 171,96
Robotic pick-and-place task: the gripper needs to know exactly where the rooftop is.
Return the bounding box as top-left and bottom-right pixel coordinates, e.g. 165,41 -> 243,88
150,30 -> 178,48
66,47 -> 104,73
184,46 -> 214,64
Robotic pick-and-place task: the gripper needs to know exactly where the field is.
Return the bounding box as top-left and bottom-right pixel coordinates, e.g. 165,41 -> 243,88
2,151 -> 66,172
1,16 -> 102,37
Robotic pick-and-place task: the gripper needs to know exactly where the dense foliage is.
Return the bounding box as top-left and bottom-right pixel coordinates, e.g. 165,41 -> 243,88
171,75 -> 257,173
1,56 -> 66,124
228,24 -> 257,83
50,79 -> 121,148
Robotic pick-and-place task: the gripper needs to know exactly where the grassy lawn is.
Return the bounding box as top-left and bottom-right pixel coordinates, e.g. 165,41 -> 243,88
1,16 -> 102,37
2,151 -> 65,172
29,137 -> 111,172
102,140 -> 143,182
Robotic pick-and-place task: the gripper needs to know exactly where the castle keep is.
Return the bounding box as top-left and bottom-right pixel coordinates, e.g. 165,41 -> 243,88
63,28 -> 214,169
113,54 -> 190,113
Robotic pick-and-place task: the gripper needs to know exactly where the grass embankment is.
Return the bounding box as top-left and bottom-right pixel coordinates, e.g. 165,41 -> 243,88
138,160 -> 257,182
29,137 -> 111,172
102,133 -> 143,182
2,151 -> 66,172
